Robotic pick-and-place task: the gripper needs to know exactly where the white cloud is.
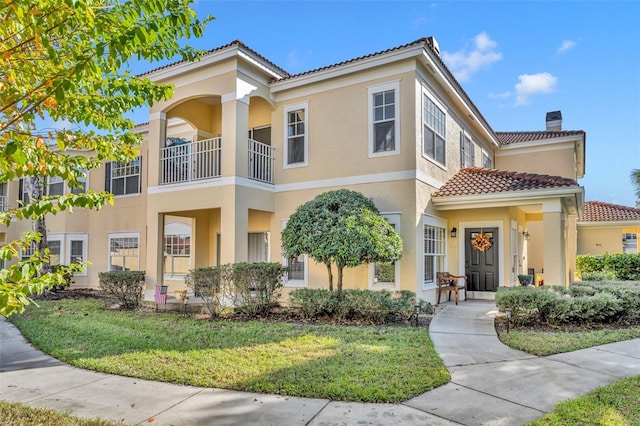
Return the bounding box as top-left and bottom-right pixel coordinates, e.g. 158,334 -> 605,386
557,40 -> 577,54
442,32 -> 502,82
515,72 -> 558,106
488,91 -> 511,99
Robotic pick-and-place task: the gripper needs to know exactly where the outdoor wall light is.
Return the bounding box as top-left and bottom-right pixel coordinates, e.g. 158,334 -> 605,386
450,227 -> 457,238
523,231 -> 530,241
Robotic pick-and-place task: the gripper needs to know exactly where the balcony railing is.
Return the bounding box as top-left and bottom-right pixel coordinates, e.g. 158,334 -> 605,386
248,139 -> 274,184
160,137 -> 275,186
161,137 -> 221,185
0,195 -> 6,212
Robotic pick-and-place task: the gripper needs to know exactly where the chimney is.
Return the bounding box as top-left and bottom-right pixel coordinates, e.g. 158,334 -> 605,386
427,36 -> 440,56
546,110 -> 562,131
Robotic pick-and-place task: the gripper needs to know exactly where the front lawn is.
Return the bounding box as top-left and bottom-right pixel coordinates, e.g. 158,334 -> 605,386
0,400 -> 120,426
8,299 -> 449,403
499,327 -> 640,356
527,375 -> 640,426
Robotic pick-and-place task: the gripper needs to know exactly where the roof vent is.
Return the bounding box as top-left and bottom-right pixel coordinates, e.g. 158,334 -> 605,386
427,36 -> 440,56
546,110 -> 562,131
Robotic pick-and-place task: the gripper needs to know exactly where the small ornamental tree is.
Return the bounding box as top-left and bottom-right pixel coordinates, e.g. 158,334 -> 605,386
0,0 -> 211,316
282,189 -> 403,293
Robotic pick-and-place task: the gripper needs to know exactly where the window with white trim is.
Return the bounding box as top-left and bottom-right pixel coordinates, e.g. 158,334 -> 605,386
460,133 -> 475,167
47,176 -> 64,196
369,82 -> 400,156
18,178 -> 32,204
20,243 -> 36,260
47,235 -> 63,266
109,233 -> 140,271
66,234 -> 88,276
163,222 -> 191,277
423,216 -> 447,289
622,233 -> 637,253
105,156 -> 141,196
423,95 -> 446,166
482,150 -> 493,168
369,214 -> 400,289
282,219 -> 308,287
284,103 -> 308,167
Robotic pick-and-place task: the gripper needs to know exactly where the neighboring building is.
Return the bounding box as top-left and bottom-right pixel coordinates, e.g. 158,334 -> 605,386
578,201 -> 640,255
1,38 -> 594,303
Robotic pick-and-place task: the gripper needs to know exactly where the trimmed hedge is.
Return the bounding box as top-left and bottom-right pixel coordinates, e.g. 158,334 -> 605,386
186,262 -> 286,318
288,288 -> 427,325
496,282 -> 640,326
98,270 -> 145,309
576,253 -> 640,281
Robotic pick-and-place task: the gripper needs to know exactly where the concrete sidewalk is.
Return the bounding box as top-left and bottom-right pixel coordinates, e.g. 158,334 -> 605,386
1,302 -> 639,426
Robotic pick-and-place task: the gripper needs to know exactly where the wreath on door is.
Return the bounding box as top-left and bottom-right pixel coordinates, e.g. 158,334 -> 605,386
472,231 -> 493,252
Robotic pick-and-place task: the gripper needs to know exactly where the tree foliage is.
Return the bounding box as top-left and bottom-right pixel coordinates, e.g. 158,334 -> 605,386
631,169 -> 640,201
0,0 -> 211,316
281,189 -> 403,293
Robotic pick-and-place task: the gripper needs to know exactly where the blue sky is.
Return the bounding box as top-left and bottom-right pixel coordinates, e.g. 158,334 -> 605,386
137,1 -> 640,207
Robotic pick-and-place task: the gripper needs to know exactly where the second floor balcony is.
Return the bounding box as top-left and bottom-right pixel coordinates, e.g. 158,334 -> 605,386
160,137 -> 274,185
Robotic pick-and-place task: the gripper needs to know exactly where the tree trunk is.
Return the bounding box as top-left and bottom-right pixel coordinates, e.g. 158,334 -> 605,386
337,265 -> 344,294
27,177 -> 50,274
326,263 -> 333,291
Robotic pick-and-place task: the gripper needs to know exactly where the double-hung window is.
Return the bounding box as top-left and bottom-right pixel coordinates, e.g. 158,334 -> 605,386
109,233 -> 140,271
423,95 -> 446,166
423,216 -> 447,289
163,222 -> 191,277
370,214 -> 401,289
18,178 -> 32,204
105,156 -> 142,196
47,176 -> 64,196
66,234 -> 88,276
369,82 -> 400,157
460,133 -> 475,168
284,103 -> 308,167
482,150 -> 494,168
282,219 -> 307,287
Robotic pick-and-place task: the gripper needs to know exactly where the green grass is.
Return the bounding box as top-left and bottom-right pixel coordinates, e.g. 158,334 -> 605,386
500,327 -> 640,356
527,375 -> 640,426
8,299 -> 449,403
0,400 -> 122,426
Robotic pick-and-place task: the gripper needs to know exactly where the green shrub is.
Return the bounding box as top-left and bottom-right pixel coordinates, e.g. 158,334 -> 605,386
580,270 -> 617,281
49,265 -> 74,291
496,283 -> 634,326
231,262 -> 286,316
186,263 -> 285,317
576,253 -> 640,281
185,265 -> 231,318
98,270 -> 145,309
288,288 -> 421,325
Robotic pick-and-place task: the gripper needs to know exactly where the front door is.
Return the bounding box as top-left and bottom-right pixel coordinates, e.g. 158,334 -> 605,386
465,228 -> 499,292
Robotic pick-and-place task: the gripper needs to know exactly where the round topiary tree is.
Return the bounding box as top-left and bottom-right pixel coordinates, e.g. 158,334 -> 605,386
282,189 -> 403,293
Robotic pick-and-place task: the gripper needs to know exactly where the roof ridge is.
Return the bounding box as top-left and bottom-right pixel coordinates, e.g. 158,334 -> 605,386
464,167 -> 578,186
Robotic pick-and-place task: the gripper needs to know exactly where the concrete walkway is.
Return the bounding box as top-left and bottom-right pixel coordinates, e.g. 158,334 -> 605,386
1,301 -> 638,426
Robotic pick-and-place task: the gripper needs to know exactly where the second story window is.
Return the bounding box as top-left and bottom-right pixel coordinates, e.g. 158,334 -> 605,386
369,82 -> 400,157
460,133 -> 475,168
105,156 -> 141,196
482,150 -> 494,168
0,182 -> 7,212
423,95 -> 446,166
284,102 -> 308,168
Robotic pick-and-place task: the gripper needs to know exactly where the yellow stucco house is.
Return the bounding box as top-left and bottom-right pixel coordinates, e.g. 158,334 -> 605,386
578,201 -> 640,255
3,37 -> 617,304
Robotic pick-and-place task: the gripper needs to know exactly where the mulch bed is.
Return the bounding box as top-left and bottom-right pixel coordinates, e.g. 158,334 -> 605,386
34,288 -> 442,328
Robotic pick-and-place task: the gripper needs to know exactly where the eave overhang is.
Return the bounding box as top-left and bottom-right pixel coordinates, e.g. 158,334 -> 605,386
432,186 -> 585,216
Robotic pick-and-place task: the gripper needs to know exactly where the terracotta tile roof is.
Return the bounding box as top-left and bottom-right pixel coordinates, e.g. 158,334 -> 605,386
138,40 -> 290,78
496,130 -> 585,145
579,201 -> 640,222
432,168 -> 579,197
